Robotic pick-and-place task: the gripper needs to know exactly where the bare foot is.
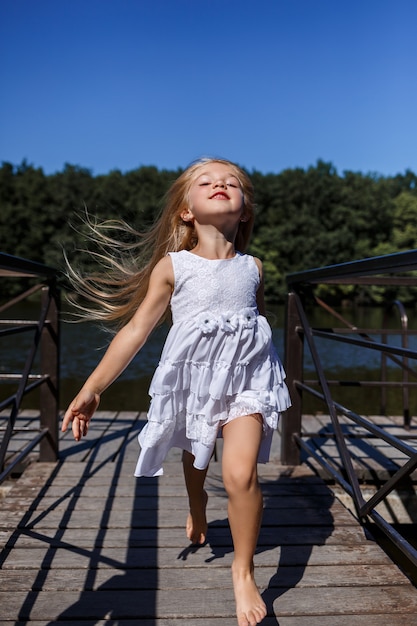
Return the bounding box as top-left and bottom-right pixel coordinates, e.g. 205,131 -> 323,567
186,489 -> 208,544
232,565 -> 267,626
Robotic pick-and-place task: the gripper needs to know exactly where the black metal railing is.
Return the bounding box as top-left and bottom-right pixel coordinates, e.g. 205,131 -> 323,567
0,253 -> 60,482
283,248 -> 417,573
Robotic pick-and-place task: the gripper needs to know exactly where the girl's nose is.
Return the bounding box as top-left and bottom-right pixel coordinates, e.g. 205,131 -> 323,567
213,179 -> 226,188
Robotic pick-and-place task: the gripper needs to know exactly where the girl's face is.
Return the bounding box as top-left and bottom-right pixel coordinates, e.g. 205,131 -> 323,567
184,163 -> 245,225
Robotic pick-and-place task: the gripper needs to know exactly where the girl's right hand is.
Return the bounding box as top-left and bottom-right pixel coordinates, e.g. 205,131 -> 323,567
61,388 -> 100,441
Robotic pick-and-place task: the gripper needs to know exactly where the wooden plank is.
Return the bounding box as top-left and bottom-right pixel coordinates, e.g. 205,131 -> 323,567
0,493 -> 349,513
2,505 -> 355,531
2,586 -> 417,621
0,563 -> 409,591
334,487 -> 417,524
5,524 -> 368,549
5,480 -> 334,499
300,414 -> 331,435
0,543 -> 395,570
9,617 -> 417,626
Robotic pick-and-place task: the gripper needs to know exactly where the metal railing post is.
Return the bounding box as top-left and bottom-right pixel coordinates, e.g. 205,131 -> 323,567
381,300 -> 410,428
39,281 -> 60,461
281,291 -> 304,465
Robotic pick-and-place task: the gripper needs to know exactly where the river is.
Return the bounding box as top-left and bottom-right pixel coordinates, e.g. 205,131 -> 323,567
1,301 -> 416,416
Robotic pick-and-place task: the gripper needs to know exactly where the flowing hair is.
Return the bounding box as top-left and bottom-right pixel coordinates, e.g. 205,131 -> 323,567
65,157 -> 255,329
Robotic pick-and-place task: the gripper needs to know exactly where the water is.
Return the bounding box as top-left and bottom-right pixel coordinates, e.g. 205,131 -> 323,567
1,301 -> 417,415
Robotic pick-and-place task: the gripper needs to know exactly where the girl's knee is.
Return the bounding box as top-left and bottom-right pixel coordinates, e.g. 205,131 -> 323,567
222,464 -> 259,496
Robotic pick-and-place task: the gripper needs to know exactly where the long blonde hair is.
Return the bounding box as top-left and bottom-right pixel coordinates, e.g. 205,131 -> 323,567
66,157 -> 255,329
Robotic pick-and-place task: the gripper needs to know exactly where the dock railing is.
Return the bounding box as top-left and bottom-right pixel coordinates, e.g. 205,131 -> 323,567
0,253 -> 60,482
283,248 -> 417,571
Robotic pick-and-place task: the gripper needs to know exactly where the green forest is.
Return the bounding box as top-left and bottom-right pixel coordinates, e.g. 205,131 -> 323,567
1,159 -> 417,305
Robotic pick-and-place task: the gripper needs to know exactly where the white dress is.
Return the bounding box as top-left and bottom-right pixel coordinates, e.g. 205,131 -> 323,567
134,250 -> 291,477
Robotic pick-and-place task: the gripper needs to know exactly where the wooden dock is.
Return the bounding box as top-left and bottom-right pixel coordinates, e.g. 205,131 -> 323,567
1,410 -> 417,625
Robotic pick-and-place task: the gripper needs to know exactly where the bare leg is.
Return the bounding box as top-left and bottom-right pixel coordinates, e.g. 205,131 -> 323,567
222,415 -> 266,626
182,450 -> 209,544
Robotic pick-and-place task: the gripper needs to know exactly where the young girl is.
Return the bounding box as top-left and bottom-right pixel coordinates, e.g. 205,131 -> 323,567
62,157 -> 291,626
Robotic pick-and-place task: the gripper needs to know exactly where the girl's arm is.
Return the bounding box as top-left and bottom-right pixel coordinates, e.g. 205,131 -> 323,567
62,255 -> 174,441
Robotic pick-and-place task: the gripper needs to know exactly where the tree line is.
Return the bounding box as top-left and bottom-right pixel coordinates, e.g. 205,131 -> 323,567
1,159 -> 417,305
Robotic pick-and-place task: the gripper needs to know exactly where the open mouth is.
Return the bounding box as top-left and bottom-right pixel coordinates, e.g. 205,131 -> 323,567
210,192 -> 229,199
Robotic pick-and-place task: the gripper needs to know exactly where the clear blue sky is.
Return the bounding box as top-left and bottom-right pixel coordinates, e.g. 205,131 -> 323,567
1,0 -> 416,177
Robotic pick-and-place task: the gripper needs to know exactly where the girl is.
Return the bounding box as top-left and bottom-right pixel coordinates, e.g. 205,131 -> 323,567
62,157 -> 291,626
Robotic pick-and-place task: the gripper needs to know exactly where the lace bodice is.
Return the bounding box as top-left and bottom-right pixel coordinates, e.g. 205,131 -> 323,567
168,250 -> 260,324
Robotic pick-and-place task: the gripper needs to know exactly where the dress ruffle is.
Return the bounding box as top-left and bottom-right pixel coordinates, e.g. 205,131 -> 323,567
135,311 -> 291,477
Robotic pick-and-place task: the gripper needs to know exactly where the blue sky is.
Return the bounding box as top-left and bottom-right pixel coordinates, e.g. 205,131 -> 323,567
1,0 -> 416,177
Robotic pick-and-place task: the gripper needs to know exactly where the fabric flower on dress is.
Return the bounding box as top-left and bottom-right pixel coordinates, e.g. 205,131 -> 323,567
195,308 -> 258,334
220,312 -> 239,333
196,312 -> 218,334
241,307 -> 257,329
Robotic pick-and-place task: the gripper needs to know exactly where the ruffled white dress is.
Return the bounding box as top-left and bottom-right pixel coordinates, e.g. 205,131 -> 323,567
134,250 -> 291,477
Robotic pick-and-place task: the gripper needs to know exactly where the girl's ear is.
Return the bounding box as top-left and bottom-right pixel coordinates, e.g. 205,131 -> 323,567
181,208 -> 194,223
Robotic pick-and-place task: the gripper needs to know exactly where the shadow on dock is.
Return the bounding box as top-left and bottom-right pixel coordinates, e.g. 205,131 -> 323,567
2,412 -> 417,624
